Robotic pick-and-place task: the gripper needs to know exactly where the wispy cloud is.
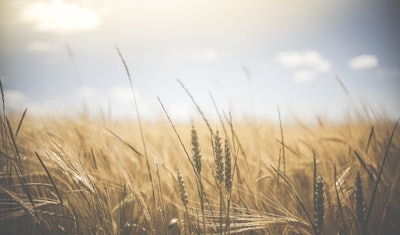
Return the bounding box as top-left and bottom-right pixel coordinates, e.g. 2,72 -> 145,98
277,50 -> 331,82
348,54 -> 379,70
21,0 -> 100,33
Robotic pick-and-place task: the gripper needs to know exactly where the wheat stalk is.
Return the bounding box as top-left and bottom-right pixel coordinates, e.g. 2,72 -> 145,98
314,176 -> 324,235
224,138 -> 233,234
191,127 -> 202,175
177,169 -> 188,207
355,171 -> 366,234
190,126 -> 207,234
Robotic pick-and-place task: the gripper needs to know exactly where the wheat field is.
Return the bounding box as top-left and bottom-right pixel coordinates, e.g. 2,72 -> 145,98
0,52 -> 399,234
0,82 -> 399,235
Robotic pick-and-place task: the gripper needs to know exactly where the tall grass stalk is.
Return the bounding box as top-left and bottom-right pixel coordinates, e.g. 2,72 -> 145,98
177,169 -> 190,234
314,176 -> 324,235
177,79 -> 213,136
15,108 -> 27,137
34,152 -> 63,206
355,171 -> 366,234
224,138 -> 232,235
334,164 -> 347,233
0,80 -> 6,149
115,46 -> 156,208
277,106 -> 286,204
191,127 -> 206,234
271,165 -> 315,234
213,131 -> 224,234
364,119 -> 399,229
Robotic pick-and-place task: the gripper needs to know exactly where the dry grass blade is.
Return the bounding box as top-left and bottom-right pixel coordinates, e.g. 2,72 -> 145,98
335,75 -> 352,102
35,151 -> 64,206
224,138 -> 233,235
334,164 -> 347,232
353,150 -> 375,181
313,150 -> 317,203
106,128 -> 143,157
209,92 -> 228,137
319,137 -> 347,144
158,95 -> 212,224
0,79 -> 4,112
0,184 -> 37,221
271,165 -> 314,234
255,175 -> 271,182
277,106 -> 288,205
242,65 -> 252,82
0,150 -> 14,161
157,96 -> 193,169
115,45 -> 156,206
115,46 -> 133,85
365,119 -> 399,228
379,154 -> 400,230
177,79 -> 213,136
275,139 -> 299,157
0,88 -> 5,148
6,118 -> 23,172
355,171 -> 366,234
5,118 -> 37,215
0,79 -> 5,143
15,108 -> 27,137
278,106 -> 286,180
223,112 -> 252,183
365,125 -> 374,153
189,198 -> 311,234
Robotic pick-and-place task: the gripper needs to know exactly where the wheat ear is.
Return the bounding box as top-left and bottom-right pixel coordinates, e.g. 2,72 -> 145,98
314,176 -> 324,235
355,171 -> 366,234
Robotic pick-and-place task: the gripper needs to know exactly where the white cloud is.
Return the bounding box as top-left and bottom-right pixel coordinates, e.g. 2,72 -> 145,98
277,50 -> 332,82
348,55 -> 379,70
21,0 -> 100,33
277,50 -> 331,72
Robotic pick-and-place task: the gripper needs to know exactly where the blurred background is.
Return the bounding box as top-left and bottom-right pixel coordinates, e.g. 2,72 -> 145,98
1,0 -> 399,122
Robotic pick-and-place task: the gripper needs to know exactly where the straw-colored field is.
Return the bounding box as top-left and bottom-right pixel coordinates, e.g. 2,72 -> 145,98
0,99 -> 399,234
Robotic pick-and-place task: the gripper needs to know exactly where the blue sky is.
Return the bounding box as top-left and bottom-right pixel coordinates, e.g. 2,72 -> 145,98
1,0 -> 399,121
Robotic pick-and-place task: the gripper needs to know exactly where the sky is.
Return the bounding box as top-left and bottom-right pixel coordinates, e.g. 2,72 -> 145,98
1,0 -> 399,122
